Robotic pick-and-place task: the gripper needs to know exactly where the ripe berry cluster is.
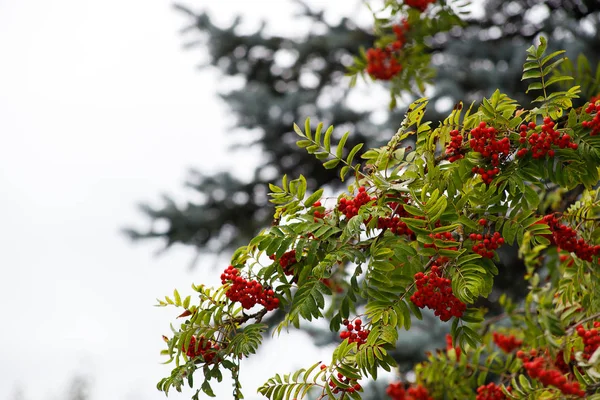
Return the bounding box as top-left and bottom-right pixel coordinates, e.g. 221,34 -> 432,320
404,0 -> 436,12
378,196 -> 418,237
270,250 -> 297,276
338,187 -> 376,219
475,382 -> 510,400
339,318 -> 370,347
410,266 -> 466,322
424,232 -> 458,252
366,21 -> 409,80
182,336 -> 220,363
445,129 -> 465,162
378,215 -> 413,236
469,122 -> 510,184
542,214 -> 600,261
366,48 -> 402,81
553,350 -> 574,375
575,321 -> 600,361
392,20 -> 410,48
469,231 -> 504,258
492,332 -> 523,353
321,366 -> 362,395
517,350 -> 585,397
312,201 -> 325,221
220,265 -> 279,311
516,118 -> 578,159
583,99 -> 600,136
386,382 -> 433,400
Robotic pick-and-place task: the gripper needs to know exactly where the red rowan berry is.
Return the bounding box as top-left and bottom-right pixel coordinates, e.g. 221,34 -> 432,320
468,122 -> 509,184
338,187 -> 376,220
366,48 -> 402,80
365,21 -> 410,81
517,350 -> 585,397
445,129 -> 465,162
583,98 -> 600,136
576,323 -> 600,361
404,0 -> 436,12
492,332 -> 522,353
340,318 -> 370,348
476,382 -> 511,400
470,232 -> 504,258
541,214 -> 600,261
182,336 -> 220,364
410,266 -> 466,322
517,119 -> 578,159
221,265 -> 280,311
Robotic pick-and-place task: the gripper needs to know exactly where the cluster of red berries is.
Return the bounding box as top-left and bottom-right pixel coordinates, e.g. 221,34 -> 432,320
320,365 -> 362,395
553,349 -> 574,375
517,350 -> 585,397
469,231 -> 504,258
516,119 -> 578,159
386,382 -> 433,400
469,122 -> 510,184
470,230 -> 503,256
220,265 -> 279,311
583,99 -> 600,136
270,250 -> 297,276
182,336 -> 220,363
576,321 -> 600,361
312,201 -> 325,221
541,214 -> 600,261
471,166 -> 501,185
445,334 -> 461,361
339,318 -> 370,347
377,198 -> 413,236
424,232 -> 458,252
366,48 -> 402,80
445,129 -> 465,162
404,0 -> 436,12
366,21 -> 409,80
393,21 -> 410,45
378,215 -> 413,236
410,266 -> 466,322
475,382 -> 510,400
492,332 -> 523,353
338,187 -> 376,219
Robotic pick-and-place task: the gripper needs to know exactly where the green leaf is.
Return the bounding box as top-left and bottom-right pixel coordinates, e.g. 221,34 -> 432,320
314,122 -> 323,145
522,69 -> 542,80
526,82 -> 543,93
346,143 -> 364,165
303,189 -> 324,208
305,118 -> 312,140
323,159 -> 340,169
535,36 -> 548,58
336,131 -> 350,159
296,140 -> 312,148
324,126 -> 334,152
293,123 -> 304,138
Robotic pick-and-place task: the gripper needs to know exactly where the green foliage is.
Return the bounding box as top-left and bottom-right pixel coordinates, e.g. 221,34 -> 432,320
294,119 -> 364,182
522,36 -> 580,119
155,6 -> 600,400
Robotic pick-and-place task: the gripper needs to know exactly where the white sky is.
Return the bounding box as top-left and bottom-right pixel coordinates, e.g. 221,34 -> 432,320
0,0 -> 372,399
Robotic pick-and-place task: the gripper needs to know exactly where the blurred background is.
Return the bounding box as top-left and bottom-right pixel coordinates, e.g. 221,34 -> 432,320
0,0 -> 598,399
